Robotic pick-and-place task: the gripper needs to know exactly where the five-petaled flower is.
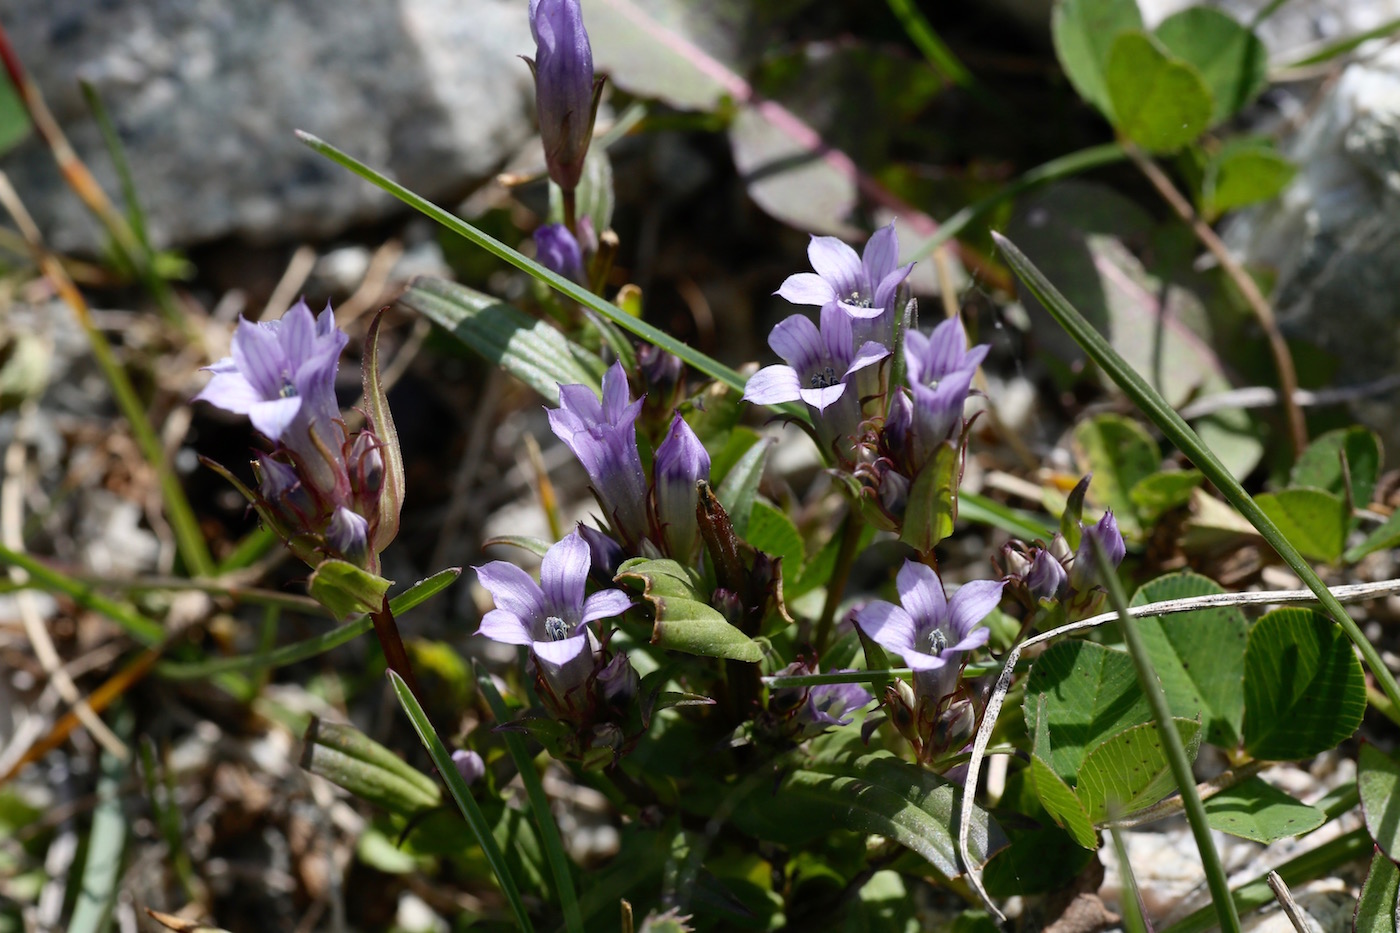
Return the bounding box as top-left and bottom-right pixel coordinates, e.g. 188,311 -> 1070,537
776,223 -> 913,349
476,530 -> 632,705
854,561 -> 1003,707
885,316 -> 989,471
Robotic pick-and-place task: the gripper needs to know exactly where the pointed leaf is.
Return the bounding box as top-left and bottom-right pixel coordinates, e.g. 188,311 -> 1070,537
615,558 -> 763,662
1201,776 -> 1325,843
1075,718 -> 1202,822
745,500 -> 804,578
1024,640 -> 1150,782
301,718 -> 439,817
899,442 -> 960,553
1356,848 -> 1400,933
363,311 -> 406,551
1361,744 -> 1400,862
715,437 -> 771,538
1243,608 -> 1366,761
1348,509 -> 1400,564
1029,754 -> 1098,849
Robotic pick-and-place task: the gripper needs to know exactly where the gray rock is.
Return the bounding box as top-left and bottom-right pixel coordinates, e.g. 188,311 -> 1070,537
1,0 -> 537,252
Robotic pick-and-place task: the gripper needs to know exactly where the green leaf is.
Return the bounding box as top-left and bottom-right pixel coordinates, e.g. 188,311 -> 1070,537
1200,139 -> 1295,219
1348,509 -> 1400,564
300,718 -> 440,817
615,558 -> 764,662
397,276 -> 604,403
1029,754 -> 1098,849
1105,31 -> 1213,153
1024,640 -> 1151,782
790,522 -> 877,600
308,559 -> 393,618
899,442 -> 960,553
1242,608 -> 1366,761
68,748 -> 127,933
1129,470 -> 1203,524
1290,426 -> 1383,509
388,671 -> 534,932
746,500 -> 804,578
1254,488 -> 1349,563
1129,571 -> 1247,746
732,738 -> 1006,877
1072,413 -> 1161,538
1052,0 -> 1145,117
1361,744 -> 1400,862
982,822 -> 1096,893
1201,777 -> 1325,843
1356,848 -> 1400,933
716,437 -> 771,538
1074,718 -> 1202,822
0,74 -> 32,157
362,312 -> 406,552
1154,8 -> 1267,125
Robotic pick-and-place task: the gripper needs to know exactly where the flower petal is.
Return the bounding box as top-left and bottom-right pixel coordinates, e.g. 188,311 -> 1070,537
230,318 -> 287,399
582,588 -> 632,622
247,396 -> 303,441
276,299 -> 317,366
475,561 -> 547,621
557,382 -> 604,423
768,313 -> 824,372
807,236 -> 863,296
195,371 -> 264,415
862,223 -> 900,284
541,531 -> 591,620
478,608 -> 534,645
947,579 -> 1006,639
820,302 -> 854,366
922,317 -> 969,380
872,262 -> 914,311
800,382 -> 847,411
950,625 -> 991,653
845,341 -> 890,379
743,365 -> 802,405
776,272 -> 837,306
852,599 -> 916,656
896,560 -> 947,631
600,361 -> 634,422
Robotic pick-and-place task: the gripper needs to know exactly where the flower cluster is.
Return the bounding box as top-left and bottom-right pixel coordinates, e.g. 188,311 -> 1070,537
854,561 -> 1004,762
758,659 -> 874,748
1000,502 -> 1127,620
196,301 -> 400,573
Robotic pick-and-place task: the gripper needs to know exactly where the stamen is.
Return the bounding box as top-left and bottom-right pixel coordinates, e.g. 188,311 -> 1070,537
278,376 -> 298,399
544,615 -> 570,641
847,289 -> 871,308
925,628 -> 948,656
808,366 -> 839,389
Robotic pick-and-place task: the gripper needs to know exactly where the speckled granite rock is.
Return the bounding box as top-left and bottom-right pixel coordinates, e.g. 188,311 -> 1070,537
0,0 -> 536,251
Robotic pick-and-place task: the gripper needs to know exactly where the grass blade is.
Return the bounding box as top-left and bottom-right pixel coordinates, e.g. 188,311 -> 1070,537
67,744 -> 128,933
1091,539 -> 1240,933
388,670 -> 534,932
476,667 -> 583,933
992,231 -> 1400,716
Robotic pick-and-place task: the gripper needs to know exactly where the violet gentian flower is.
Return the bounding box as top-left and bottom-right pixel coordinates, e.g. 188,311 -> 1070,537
196,299 -> 348,497
800,679 -> 875,737
1069,511 -> 1126,591
476,530 -> 632,704
854,561 -> 1003,706
527,0 -> 601,193
652,413 -> 710,560
548,362 -> 650,549
1025,547 -> 1070,603
451,749 -> 485,785
898,316 -> 988,467
534,223 -> 584,280
776,224 -> 913,348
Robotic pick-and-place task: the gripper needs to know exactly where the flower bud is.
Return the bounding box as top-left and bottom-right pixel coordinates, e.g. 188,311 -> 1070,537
326,506 -> 370,566
527,0 -> 602,193
534,223 -> 584,280
451,749 -> 485,785
256,454 -> 316,525
652,414 -> 710,560
1026,548 -> 1069,603
1070,511 -> 1126,591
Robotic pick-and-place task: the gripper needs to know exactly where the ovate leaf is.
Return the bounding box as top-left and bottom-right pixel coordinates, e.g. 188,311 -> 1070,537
1155,7 -> 1267,125
1129,571 -> 1247,746
1242,608 -> 1366,761
1290,426 -> 1383,509
615,558 -> 763,662
1129,469 -> 1203,524
1074,718 -> 1202,822
1200,138 -> 1295,220
1029,754 -> 1098,849
309,559 -> 392,618
1052,0 -> 1145,117
1024,640 -> 1150,782
1254,487 -> 1349,563
745,500 -> 804,578
1360,743 -> 1400,862
1105,31 -> 1213,153
1201,776 -> 1325,843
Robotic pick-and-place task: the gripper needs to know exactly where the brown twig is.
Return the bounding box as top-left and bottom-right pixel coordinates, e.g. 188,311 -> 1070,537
1125,143 -> 1308,456
1266,871 -> 1315,933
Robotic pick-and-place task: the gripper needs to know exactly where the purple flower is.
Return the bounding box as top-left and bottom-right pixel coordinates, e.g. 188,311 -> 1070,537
776,224 -> 913,348
800,678 -> 874,736
1070,511 -> 1126,591
528,0 -> 600,192
900,316 -> 988,465
196,300 -> 349,497
326,506 -> 370,565
534,223 -> 584,280
652,414 -> 710,560
854,561 -> 1003,705
1025,548 -> 1070,602
475,530 -> 631,701
451,749 -> 485,785
548,362 -> 649,549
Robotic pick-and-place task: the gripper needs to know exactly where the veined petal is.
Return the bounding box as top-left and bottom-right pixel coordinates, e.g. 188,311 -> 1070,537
768,313 -> 825,372
949,625 -> 991,653
895,560 -> 947,630
541,531 -> 591,620
531,632 -> 590,667
247,396 -> 303,441
838,299 -> 886,320
582,588 -> 632,622
230,318 -> 289,399
947,579 -> 1006,639
195,372 -> 263,415
922,317 -> 969,380
276,300 -> 318,366
800,382 -> 847,411
872,262 -> 914,311
475,561 -> 547,621
902,649 -> 951,672
862,223 -> 900,284
852,599 -> 917,656
478,608 -> 534,646
776,272 -> 837,306
808,236 -> 863,296
845,341 -> 889,378
903,329 -> 929,385
557,382 -> 604,423
600,361 -> 634,422
743,365 -> 802,404
819,302 -> 854,366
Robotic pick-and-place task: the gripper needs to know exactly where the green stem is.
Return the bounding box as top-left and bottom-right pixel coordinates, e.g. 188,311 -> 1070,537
1091,540 -> 1240,933
814,508 -> 863,654
994,232 -> 1400,726
0,544 -> 164,644
883,0 -> 975,88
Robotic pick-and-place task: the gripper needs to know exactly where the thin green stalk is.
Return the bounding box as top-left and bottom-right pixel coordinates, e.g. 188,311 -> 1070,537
993,232 -> 1400,718
67,742 -> 128,933
476,668 -> 583,933
389,671 -> 534,932
1250,0 -> 1293,27
958,492 -> 1053,540
1159,828 -> 1371,933
884,0 -> 975,88
1092,539 -> 1240,933
905,144 -> 1125,265
0,544 -> 164,645
1109,823 -> 1150,933
1289,15 -> 1400,67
